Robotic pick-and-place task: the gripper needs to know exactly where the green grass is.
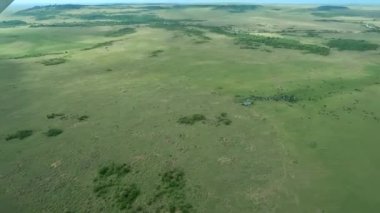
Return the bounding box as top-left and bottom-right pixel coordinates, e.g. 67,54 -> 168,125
1,3 -> 380,213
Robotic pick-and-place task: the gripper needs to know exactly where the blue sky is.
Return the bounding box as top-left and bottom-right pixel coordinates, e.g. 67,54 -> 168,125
12,0 -> 380,5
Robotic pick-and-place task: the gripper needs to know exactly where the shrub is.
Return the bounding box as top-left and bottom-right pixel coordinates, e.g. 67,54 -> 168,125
150,50 -> 164,57
78,115 -> 89,121
98,163 -> 131,178
115,184 -> 140,210
217,113 -> 232,126
178,114 -> 206,125
5,130 -> 33,141
45,128 -> 63,137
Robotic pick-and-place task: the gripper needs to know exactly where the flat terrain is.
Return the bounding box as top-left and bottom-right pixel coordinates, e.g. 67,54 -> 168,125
0,4 -> 380,213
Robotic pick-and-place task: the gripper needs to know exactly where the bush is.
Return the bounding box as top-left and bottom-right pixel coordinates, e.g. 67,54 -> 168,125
178,114 -> 206,125
217,113 -> 232,126
78,115 -> 89,121
150,50 -> 164,57
98,163 -> 131,178
115,184 -> 140,210
5,130 -> 33,141
45,128 -> 63,137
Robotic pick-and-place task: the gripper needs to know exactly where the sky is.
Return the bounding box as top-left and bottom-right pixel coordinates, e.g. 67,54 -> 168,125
11,0 -> 380,5
10,0 -> 380,5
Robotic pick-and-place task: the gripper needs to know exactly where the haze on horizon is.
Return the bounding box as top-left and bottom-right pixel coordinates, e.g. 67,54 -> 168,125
11,0 -> 380,5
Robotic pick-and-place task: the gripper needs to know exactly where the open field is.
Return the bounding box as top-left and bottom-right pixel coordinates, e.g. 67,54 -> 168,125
1,4 -> 380,212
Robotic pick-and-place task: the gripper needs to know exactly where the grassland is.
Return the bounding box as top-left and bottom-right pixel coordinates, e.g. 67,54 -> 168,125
0,4 -> 380,213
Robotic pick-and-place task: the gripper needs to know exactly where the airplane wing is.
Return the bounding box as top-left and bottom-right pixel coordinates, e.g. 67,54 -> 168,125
0,0 -> 14,13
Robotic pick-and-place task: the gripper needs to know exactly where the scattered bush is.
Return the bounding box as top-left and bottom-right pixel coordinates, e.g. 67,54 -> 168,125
98,163 -> 131,178
236,34 -> 330,55
5,130 -> 33,141
217,113 -> 232,126
45,128 -> 63,137
150,168 -> 193,213
93,162 -> 138,210
115,184 -> 140,210
178,114 -> 206,125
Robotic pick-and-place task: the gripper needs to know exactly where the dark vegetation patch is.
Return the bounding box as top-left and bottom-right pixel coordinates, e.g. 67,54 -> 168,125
192,25 -> 330,55
40,58 -> 66,66
105,27 -> 136,37
78,115 -> 89,121
314,6 -> 349,11
93,163 -> 196,212
45,128 -> 63,137
238,94 -> 298,106
5,130 -> 33,141
75,13 -> 160,24
178,114 -> 206,125
114,184 -> 140,210
236,34 -> 330,55
216,113 -> 232,126
150,49 -> 164,57
15,5 -> 86,20
315,19 -> 347,23
20,4 -> 329,55
97,163 -> 131,179
149,168 -> 193,213
312,9 -> 380,18
93,163 -> 139,210
327,39 -> 379,51
82,41 -> 117,51
8,52 -> 64,60
278,28 -> 339,38
47,113 -> 65,119
212,5 -> 261,13
0,20 -> 27,28
149,21 -> 211,41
